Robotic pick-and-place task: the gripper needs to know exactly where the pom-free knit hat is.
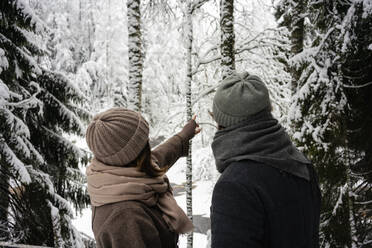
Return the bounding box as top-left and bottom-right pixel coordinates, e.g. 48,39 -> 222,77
85,108 -> 149,166
213,72 -> 271,127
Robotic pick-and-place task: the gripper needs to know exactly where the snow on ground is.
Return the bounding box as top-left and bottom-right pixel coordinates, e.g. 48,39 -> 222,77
178,233 -> 209,248
72,208 -> 94,238
167,157 -> 215,247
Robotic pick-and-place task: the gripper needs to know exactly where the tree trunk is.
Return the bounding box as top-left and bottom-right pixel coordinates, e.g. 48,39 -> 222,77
345,149 -> 358,248
87,0 -> 95,58
78,0 -> 82,22
127,0 -> 143,112
106,0 -> 112,84
0,159 -> 10,241
186,2 -> 193,247
290,0 -> 305,93
220,0 -> 235,79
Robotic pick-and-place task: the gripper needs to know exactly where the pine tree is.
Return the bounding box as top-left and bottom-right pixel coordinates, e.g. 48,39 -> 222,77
276,0 -> 372,246
0,0 -> 89,246
127,0 -> 143,111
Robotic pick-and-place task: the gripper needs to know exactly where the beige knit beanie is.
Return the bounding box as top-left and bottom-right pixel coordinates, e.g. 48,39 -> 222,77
85,108 -> 149,166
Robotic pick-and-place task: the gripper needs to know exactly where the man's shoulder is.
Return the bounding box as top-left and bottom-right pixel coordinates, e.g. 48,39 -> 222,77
211,161 -> 266,220
217,160 -> 267,186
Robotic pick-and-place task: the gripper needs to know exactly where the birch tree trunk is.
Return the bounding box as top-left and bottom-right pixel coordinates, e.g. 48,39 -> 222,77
106,0 -> 112,84
127,0 -> 143,112
186,2 -> 193,247
220,0 -> 235,79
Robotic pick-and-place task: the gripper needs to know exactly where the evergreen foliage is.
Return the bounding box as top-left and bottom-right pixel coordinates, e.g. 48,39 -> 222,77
275,0 -> 372,246
0,0 -> 299,246
275,0 -> 306,92
0,0 -> 89,246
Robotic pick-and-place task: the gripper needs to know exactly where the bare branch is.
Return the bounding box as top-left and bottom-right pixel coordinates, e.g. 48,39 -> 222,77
192,28 -> 284,75
191,84 -> 220,107
354,200 -> 372,205
342,82 -> 372,89
190,0 -> 211,14
0,242 -> 52,248
198,122 -> 217,128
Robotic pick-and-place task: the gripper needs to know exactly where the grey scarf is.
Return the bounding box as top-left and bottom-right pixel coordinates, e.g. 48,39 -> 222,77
212,111 -> 311,181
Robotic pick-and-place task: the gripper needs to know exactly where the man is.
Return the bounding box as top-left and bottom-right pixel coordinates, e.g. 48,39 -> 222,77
210,72 -> 321,248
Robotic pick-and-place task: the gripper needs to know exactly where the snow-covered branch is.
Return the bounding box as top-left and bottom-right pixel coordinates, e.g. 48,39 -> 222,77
190,0 -> 211,14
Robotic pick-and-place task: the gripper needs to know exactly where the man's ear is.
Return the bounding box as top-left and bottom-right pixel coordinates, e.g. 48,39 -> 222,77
218,125 -> 225,130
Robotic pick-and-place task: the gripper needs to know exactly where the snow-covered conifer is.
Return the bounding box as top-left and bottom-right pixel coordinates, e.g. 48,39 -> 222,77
276,0 -> 372,246
0,0 -> 89,246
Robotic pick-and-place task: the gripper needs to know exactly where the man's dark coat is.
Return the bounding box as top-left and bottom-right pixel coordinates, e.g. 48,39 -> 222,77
211,160 -> 320,248
211,112 -> 321,248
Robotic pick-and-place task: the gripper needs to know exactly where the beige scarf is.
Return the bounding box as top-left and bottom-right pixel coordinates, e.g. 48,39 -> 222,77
86,158 -> 193,234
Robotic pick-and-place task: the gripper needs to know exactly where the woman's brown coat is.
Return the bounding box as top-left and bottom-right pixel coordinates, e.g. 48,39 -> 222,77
92,133 -> 189,248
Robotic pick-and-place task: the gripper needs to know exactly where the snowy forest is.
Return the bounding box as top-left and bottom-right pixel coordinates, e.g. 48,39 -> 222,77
0,0 -> 371,247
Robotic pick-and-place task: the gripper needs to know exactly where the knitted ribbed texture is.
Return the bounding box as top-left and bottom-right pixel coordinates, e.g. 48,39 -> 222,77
213,72 -> 271,127
86,108 -> 149,166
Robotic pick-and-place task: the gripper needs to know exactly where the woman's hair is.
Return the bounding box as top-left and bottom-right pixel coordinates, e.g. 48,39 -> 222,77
135,142 -> 167,177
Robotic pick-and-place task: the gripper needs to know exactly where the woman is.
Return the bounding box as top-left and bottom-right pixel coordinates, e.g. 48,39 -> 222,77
85,107 -> 200,248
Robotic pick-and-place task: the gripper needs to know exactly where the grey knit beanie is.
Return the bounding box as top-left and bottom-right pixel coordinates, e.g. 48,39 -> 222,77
213,72 -> 271,127
85,108 -> 149,166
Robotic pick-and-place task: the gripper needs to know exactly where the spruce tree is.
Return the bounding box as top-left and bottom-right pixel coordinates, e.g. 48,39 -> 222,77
275,0 -> 307,93
341,2 -> 372,245
276,0 -> 372,246
0,0 -> 89,246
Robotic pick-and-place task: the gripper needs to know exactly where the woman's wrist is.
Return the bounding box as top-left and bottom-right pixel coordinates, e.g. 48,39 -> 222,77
180,120 -> 197,141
